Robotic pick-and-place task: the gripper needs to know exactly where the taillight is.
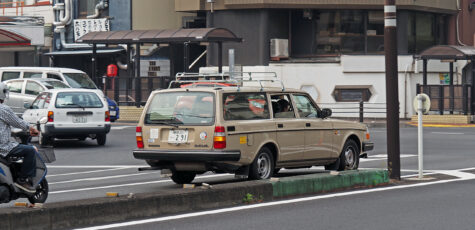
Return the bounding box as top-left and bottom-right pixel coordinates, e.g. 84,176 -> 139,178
47,111 -> 54,122
136,126 -> 144,148
105,111 -> 110,122
213,126 -> 226,149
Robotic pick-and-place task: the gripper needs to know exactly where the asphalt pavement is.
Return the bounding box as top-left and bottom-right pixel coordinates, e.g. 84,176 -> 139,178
3,123 -> 475,223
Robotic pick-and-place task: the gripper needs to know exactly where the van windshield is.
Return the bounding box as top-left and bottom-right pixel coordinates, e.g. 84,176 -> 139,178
62,73 -> 97,89
145,92 -> 214,125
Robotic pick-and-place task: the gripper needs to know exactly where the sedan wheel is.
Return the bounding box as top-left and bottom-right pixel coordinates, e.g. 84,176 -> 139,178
249,147 -> 274,180
338,139 -> 359,171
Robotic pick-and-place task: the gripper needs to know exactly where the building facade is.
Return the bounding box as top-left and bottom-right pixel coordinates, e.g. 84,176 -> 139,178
176,0 -> 475,119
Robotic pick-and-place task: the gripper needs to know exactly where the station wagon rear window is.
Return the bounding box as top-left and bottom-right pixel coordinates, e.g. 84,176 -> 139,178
55,92 -> 103,108
223,93 -> 269,120
145,92 -> 215,125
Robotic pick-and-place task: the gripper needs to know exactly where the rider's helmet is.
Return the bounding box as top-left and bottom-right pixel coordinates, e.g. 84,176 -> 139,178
0,82 -> 9,101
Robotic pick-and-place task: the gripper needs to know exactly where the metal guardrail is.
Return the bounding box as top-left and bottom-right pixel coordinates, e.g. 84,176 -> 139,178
319,101 -> 386,122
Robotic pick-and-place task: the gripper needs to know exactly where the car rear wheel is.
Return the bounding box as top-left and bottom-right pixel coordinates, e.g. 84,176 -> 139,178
249,147 -> 274,180
97,134 -> 106,146
337,139 -> 360,171
171,171 -> 196,184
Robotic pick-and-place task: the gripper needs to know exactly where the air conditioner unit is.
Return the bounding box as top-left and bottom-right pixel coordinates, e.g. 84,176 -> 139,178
270,39 -> 289,60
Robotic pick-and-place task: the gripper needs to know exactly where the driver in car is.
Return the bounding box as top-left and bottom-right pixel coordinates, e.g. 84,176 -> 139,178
0,82 -> 40,193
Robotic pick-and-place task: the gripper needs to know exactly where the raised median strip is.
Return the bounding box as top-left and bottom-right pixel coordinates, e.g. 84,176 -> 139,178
0,170 -> 388,230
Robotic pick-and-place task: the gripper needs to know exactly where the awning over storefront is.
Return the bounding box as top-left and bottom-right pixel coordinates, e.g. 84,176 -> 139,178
44,48 -> 125,56
0,28 -> 30,46
417,45 -> 475,60
77,28 -> 242,44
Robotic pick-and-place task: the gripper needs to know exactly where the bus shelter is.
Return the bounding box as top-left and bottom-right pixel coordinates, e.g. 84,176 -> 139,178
78,28 -> 242,106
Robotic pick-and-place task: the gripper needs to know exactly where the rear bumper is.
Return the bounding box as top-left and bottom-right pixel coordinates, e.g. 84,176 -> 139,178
133,149 -> 241,162
362,142 -> 374,152
44,124 -> 111,136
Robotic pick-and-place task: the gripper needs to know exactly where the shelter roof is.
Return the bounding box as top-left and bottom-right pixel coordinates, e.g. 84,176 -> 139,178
418,45 -> 475,60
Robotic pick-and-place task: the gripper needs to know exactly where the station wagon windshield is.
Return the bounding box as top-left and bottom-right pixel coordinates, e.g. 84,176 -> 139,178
55,92 -> 103,108
62,73 -> 97,89
145,92 -> 214,125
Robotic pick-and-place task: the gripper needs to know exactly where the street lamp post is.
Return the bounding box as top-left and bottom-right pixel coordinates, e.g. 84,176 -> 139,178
384,0 -> 401,180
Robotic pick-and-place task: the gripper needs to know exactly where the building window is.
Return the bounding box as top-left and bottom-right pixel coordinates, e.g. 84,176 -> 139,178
291,10 -> 447,57
291,10 -> 383,57
78,0 -> 99,19
333,87 -> 372,102
407,12 -> 446,54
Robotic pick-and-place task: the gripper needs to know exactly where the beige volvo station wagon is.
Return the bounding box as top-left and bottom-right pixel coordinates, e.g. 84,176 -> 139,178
133,73 -> 374,184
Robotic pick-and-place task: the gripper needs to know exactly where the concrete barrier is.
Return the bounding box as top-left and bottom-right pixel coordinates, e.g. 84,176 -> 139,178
0,170 -> 388,230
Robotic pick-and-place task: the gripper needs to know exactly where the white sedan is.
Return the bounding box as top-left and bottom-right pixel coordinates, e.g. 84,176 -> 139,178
22,88 -> 111,146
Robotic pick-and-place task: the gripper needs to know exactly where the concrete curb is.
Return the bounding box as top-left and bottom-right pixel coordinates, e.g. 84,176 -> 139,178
0,170 -> 388,230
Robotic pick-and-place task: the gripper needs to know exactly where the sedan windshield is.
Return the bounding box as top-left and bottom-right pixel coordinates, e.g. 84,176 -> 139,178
145,92 -> 214,125
62,73 -> 97,89
55,92 -> 103,108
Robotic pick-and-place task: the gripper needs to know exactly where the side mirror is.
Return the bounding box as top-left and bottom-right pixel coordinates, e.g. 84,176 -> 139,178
24,102 -> 31,109
320,108 -> 332,119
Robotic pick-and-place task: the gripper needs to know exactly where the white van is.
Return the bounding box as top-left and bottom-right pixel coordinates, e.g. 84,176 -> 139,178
0,67 -> 97,89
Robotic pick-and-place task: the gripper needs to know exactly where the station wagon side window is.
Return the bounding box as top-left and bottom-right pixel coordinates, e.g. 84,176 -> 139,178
47,73 -> 62,81
270,94 -> 295,118
32,93 -> 49,109
293,94 -> 319,118
23,72 -> 42,78
6,80 -> 23,93
25,81 -> 44,96
223,93 -> 269,120
2,72 -> 20,81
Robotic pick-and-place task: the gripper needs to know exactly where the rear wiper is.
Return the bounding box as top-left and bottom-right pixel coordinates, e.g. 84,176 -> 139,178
147,119 -> 183,127
62,103 -> 85,109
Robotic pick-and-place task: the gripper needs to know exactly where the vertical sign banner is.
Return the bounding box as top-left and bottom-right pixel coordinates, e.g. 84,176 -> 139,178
73,18 -> 110,41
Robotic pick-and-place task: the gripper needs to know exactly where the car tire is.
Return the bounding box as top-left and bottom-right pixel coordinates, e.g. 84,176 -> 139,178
337,139 -> 360,171
249,147 -> 274,180
171,171 -> 196,184
97,134 -> 106,146
324,158 -> 340,171
39,132 -> 50,146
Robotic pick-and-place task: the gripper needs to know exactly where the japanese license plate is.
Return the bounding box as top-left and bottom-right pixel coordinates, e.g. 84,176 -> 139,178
168,130 -> 188,143
73,116 -> 87,123
110,110 -> 117,116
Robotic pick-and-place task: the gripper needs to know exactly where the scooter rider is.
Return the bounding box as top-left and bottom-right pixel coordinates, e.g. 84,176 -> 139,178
0,82 -> 39,193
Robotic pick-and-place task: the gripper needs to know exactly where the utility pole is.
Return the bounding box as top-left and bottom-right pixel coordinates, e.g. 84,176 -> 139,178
384,0 -> 401,180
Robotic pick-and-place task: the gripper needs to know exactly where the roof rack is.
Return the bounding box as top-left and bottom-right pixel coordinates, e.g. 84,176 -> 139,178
168,72 -> 285,91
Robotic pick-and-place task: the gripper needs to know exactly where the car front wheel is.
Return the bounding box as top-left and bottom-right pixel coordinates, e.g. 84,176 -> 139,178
249,147 -> 274,180
337,139 -> 360,171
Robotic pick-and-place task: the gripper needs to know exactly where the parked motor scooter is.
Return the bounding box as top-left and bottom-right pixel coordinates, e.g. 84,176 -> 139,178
0,120 -> 55,204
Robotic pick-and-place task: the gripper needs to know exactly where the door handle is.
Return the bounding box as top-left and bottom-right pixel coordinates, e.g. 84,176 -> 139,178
306,123 -> 311,127
277,124 -> 284,128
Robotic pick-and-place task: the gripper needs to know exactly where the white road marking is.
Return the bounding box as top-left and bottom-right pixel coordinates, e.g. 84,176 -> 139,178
49,172 -> 159,185
50,174 -> 233,194
360,154 -> 416,162
47,168 -> 132,177
48,165 -> 147,169
110,126 -> 135,130
431,132 -> 464,135
75,169 -> 475,230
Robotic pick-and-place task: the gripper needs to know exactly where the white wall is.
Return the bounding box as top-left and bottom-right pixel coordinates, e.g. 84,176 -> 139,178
201,55 -> 467,119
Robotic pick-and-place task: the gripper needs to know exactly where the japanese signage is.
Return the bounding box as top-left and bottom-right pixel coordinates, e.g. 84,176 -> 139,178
73,18 -> 110,41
